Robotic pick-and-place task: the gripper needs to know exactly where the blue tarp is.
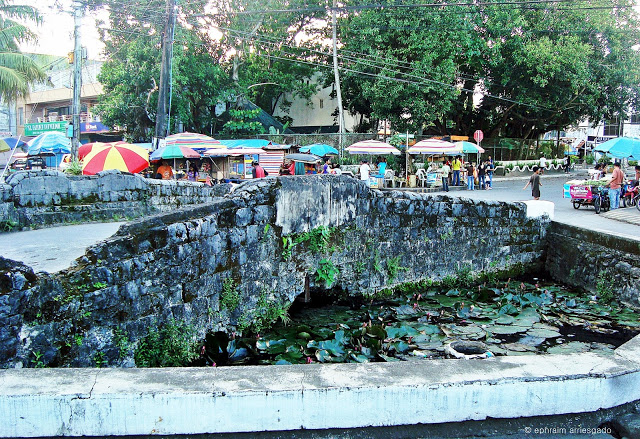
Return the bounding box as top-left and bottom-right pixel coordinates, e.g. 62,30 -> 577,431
27,131 -> 71,155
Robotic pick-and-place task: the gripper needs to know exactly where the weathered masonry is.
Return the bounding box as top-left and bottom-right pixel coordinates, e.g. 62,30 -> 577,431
0,173 -> 550,368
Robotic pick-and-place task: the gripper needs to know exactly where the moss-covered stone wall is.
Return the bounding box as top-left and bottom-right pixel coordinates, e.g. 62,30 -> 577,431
0,175 -> 549,368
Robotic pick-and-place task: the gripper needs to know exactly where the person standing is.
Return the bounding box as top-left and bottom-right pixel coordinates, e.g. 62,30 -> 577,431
251,161 -> 267,178
477,160 -> 487,190
539,156 -> 547,174
156,161 -> 174,180
441,161 -> 451,192
322,159 -> 332,174
563,156 -> 570,173
359,159 -> 371,181
523,166 -> 542,200
377,157 -> 387,177
486,159 -> 494,189
452,156 -> 462,186
607,162 -> 625,209
465,162 -> 475,190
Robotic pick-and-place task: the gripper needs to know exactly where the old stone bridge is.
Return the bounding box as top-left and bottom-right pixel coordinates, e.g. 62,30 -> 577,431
0,171 -> 637,368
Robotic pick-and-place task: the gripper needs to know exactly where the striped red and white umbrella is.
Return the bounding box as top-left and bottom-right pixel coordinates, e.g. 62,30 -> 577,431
408,139 -> 462,155
82,142 -> 149,175
203,147 -> 265,156
346,140 -> 401,155
165,132 -> 222,149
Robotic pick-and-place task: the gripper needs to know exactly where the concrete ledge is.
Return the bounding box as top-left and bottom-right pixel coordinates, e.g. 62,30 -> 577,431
523,200 -> 555,220
1,335 -> 639,437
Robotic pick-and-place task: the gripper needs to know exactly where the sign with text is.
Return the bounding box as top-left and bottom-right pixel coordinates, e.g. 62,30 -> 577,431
25,121 -> 67,136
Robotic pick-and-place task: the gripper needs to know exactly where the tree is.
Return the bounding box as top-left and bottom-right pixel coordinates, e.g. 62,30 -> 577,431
335,0 -> 640,140
0,0 -> 47,101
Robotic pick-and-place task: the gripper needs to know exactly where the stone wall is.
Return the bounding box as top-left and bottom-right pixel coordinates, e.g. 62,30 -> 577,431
0,170 -> 230,230
0,175 -> 549,368
545,222 -> 640,307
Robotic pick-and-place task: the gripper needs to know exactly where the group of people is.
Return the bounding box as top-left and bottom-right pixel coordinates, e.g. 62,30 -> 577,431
441,156 -> 495,191
278,158 -> 342,176
358,157 -> 386,181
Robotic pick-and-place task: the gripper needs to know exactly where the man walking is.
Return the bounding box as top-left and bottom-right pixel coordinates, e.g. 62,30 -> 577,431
452,156 -> 462,186
607,162 -> 625,209
523,166 -> 542,200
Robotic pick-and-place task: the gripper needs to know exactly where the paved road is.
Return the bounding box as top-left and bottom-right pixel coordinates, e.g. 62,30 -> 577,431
445,172 -> 640,241
0,222 -> 124,273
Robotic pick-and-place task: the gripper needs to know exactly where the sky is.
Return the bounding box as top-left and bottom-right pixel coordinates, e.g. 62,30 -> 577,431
19,0 -> 106,60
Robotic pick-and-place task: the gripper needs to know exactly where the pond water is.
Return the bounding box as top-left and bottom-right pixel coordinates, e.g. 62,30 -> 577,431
199,279 -> 640,366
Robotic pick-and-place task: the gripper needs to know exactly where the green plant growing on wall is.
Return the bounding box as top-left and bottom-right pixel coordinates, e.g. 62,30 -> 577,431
220,277 -> 241,311
282,236 -> 294,260
113,328 -> 130,359
32,351 -> 45,368
93,351 -> 106,368
239,291 -> 291,334
386,256 -> 407,281
316,258 -> 340,287
262,224 -> 271,241
596,271 -> 616,304
373,250 -> 384,274
354,261 -> 366,276
0,219 -> 18,232
64,158 -> 83,175
456,265 -> 475,288
134,319 -> 198,367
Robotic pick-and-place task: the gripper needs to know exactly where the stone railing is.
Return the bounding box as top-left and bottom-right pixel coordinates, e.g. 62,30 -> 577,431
0,170 -> 231,230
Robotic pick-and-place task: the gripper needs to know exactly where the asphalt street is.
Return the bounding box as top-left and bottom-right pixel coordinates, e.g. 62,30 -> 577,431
447,172 -> 640,241
0,222 -> 124,273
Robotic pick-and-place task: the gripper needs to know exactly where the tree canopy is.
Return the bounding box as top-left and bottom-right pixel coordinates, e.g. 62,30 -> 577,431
90,0 -> 640,141
335,0 -> 640,139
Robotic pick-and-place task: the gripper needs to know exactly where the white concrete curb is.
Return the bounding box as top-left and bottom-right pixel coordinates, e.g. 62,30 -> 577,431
1,335 -> 639,437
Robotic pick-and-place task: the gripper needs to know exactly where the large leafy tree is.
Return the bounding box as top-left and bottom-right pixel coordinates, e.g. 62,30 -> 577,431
0,0 -> 47,101
92,0 -> 233,141
336,0 -> 640,139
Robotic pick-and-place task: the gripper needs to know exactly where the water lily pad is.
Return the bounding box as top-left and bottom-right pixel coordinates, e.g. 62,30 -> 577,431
487,325 -> 527,335
547,341 -> 589,355
435,295 -> 461,307
495,315 -> 515,325
503,342 -> 537,352
526,328 -> 561,338
517,335 -> 546,346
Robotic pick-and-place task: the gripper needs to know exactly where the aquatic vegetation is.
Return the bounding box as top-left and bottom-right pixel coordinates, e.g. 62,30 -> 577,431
202,279 -> 638,366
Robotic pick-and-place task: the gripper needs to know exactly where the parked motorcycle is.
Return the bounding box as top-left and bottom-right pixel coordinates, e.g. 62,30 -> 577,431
622,181 -> 639,208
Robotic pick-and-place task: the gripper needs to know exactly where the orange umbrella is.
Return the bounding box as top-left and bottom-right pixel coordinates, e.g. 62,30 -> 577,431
82,142 -> 149,175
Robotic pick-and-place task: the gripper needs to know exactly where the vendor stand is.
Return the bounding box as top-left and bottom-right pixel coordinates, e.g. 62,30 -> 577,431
408,139 -> 462,188
565,178 -> 611,214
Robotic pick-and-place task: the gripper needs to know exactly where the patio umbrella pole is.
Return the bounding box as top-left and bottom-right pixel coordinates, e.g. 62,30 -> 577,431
405,131 -> 409,177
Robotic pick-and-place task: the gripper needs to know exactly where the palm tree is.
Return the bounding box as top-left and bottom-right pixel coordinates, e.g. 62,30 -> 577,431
0,0 -> 47,101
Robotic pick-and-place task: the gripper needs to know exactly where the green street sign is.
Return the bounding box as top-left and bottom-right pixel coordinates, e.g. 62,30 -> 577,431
25,121 -> 68,136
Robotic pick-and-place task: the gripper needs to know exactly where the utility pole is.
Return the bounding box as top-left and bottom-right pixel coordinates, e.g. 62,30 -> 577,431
71,0 -> 83,159
154,0 -> 177,149
332,0 -> 345,158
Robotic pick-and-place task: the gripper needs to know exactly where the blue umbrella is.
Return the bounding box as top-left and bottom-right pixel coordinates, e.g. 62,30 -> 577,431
594,137 -> 640,160
0,137 -> 27,152
27,131 -> 71,155
299,143 -> 339,157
